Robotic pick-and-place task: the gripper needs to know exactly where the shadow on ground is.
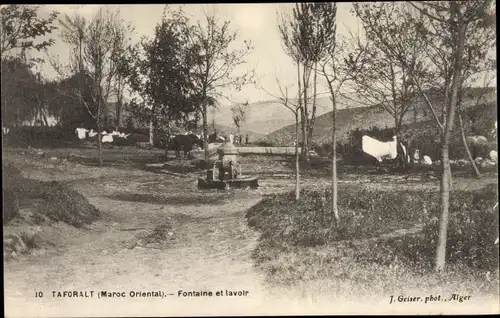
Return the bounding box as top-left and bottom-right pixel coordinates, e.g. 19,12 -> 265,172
107,192 -> 232,205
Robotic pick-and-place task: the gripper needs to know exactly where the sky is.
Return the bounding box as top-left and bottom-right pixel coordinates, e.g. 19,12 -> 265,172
30,4 -> 361,106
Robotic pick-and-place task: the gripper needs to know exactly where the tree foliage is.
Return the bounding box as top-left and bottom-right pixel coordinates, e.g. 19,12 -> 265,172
1,4 -> 59,63
188,7 -> 254,161
230,101 -> 249,133
126,6 -> 204,141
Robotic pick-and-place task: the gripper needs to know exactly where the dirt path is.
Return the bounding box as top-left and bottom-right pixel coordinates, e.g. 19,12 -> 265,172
4,161 -> 274,317
4,152 -> 498,316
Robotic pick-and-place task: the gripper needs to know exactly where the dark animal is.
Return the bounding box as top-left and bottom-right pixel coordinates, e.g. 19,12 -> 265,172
168,134 -> 204,158
208,132 -> 218,143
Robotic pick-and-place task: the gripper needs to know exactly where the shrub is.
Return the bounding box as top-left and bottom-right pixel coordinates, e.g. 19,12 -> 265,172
3,126 -> 80,148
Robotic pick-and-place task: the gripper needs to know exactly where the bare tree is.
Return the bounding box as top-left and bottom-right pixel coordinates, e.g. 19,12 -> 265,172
314,4 -> 369,223
188,7 -> 254,162
384,0 -> 495,271
259,76 -> 302,200
353,2 -> 430,167
278,4 -> 327,161
55,7 -> 134,166
230,100 -> 249,135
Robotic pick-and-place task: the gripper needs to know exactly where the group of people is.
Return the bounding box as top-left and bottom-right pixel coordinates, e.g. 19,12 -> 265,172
206,129 -> 249,145
221,131 -> 249,145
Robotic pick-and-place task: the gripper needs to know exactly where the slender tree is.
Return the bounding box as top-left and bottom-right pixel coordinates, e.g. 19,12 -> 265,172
353,2 -> 430,167
378,0 -> 495,271
55,7 -> 134,166
259,76 -> 302,200
314,3 -> 369,222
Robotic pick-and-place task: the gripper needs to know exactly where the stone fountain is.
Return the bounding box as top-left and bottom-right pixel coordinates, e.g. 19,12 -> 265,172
197,142 -> 259,190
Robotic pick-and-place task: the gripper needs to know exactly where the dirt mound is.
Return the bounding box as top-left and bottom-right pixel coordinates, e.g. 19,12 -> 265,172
3,162 -> 101,228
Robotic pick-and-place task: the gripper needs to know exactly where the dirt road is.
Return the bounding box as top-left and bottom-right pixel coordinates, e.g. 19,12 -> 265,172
4,154 -> 280,316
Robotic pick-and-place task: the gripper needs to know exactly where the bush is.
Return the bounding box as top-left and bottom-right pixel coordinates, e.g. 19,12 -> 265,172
3,126 -> 80,148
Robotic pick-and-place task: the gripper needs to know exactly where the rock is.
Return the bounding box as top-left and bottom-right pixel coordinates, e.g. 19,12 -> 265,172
36,151 -> 45,156
167,232 -> 174,237
49,157 -> 58,161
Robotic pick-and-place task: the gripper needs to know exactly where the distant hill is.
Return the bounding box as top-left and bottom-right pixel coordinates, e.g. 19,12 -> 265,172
209,93 -> 365,139
260,87 -> 497,146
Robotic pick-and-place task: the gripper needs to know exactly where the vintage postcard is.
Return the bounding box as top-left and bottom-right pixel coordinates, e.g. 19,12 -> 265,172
2,2 -> 499,317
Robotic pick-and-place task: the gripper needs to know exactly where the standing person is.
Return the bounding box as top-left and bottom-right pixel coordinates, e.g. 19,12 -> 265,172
245,134 -> 249,145
229,132 -> 234,144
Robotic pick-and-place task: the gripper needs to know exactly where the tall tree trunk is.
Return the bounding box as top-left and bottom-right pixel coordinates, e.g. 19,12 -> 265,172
307,64 -> 318,152
116,102 -> 122,130
435,18 -> 465,272
458,113 -> 481,178
97,98 -> 103,167
301,63 -> 310,160
149,104 -> 155,146
331,94 -> 339,223
295,111 -> 300,201
116,84 -> 122,130
394,118 -> 406,168
413,103 -> 418,124
296,61 -> 303,158
203,91 -> 209,162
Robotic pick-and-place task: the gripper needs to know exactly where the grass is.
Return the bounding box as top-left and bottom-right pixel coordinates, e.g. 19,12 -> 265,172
247,183 -> 499,299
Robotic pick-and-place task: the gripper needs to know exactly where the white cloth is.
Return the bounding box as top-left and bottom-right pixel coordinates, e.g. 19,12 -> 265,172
422,155 -> 433,165
75,128 -> 89,139
102,135 -> 114,143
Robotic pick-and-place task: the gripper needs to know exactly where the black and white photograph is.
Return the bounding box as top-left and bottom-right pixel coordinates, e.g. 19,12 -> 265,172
2,2 -> 498,316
